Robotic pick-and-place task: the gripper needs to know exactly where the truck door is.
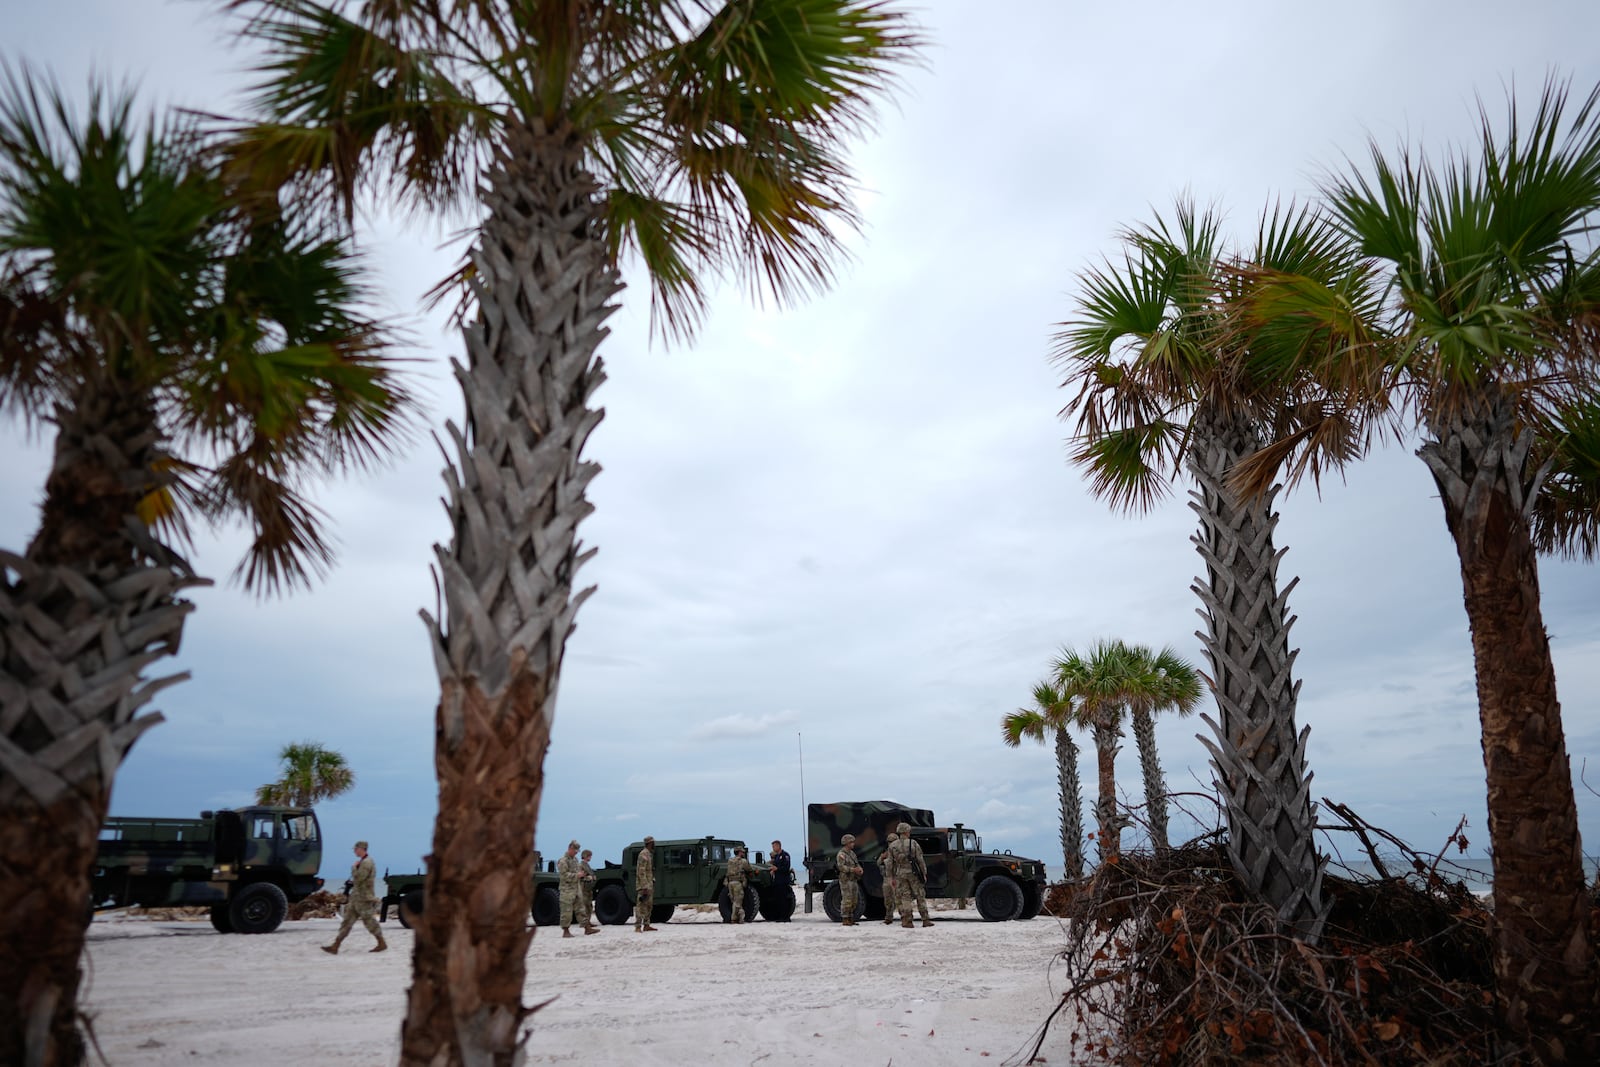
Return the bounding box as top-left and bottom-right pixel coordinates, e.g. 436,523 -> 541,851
214,811 -> 245,868
278,811 -> 320,876
244,812 -> 278,869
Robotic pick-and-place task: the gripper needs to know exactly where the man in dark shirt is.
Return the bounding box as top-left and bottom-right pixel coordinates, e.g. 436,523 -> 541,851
767,839 -> 792,922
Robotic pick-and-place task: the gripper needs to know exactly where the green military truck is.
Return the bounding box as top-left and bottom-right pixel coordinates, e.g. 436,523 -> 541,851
384,835 -> 796,927
802,800 -> 1048,922
92,805 -> 325,934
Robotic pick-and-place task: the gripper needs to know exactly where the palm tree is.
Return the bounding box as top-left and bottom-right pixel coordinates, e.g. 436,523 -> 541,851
0,69 -> 412,1067
1120,644 -> 1203,853
256,741 -> 356,807
1055,200 -> 1380,934
223,3 -> 920,1061
1001,680 -> 1087,880
1053,642 -> 1133,861
1235,80 -> 1600,1061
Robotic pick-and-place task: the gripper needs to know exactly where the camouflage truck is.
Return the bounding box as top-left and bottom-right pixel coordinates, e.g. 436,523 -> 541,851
381,851 -> 561,928
802,800 -> 1047,922
92,805 -> 325,934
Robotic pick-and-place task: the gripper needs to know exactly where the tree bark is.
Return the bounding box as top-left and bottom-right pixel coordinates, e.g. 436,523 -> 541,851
1418,392 -> 1597,1064
1188,411 -> 1327,939
1053,727 -> 1085,879
0,381 -> 201,1067
400,118 -> 615,1067
1091,711 -> 1121,861
1130,706 -> 1170,853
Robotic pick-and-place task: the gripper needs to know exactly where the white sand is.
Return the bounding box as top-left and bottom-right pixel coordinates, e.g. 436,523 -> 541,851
81,896 -> 1075,1065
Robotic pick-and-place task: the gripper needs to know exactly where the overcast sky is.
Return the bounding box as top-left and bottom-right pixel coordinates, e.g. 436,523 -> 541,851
6,1 -> 1600,886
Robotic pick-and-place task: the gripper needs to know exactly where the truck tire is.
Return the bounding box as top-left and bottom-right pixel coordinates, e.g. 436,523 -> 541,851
398,889 -> 424,930
716,885 -> 760,922
593,884 -> 632,926
650,903 -> 676,924
209,904 -> 234,933
230,882 -> 288,934
822,882 -> 865,923
975,875 -> 1024,922
532,886 -> 559,927
1018,881 -> 1043,920
758,886 -> 796,922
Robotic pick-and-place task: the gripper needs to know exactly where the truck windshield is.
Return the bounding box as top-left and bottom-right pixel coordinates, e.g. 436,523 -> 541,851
948,829 -> 978,852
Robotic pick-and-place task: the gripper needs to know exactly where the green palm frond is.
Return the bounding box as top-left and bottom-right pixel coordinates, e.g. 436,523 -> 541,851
1530,394 -> 1600,560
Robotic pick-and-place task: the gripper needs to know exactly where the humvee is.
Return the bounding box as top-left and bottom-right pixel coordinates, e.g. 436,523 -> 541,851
802,800 -> 1047,922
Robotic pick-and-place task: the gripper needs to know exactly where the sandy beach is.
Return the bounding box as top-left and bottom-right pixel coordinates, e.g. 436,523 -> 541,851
80,895 -> 1072,1066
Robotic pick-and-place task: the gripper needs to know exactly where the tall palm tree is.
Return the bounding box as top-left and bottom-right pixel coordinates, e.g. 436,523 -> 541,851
1235,80 -> 1600,1062
256,740 -> 356,807
1120,644 -> 1203,853
1055,200 -> 1380,934
1001,679 -> 1087,880
1053,642 -> 1133,861
0,69 -> 412,1067
224,3 -> 920,1061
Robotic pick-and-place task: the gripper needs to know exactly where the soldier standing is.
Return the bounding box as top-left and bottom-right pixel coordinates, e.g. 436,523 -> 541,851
579,849 -> 598,931
835,834 -> 865,926
725,846 -> 753,923
557,840 -> 595,938
767,840 -> 792,922
890,823 -> 933,928
879,832 -> 902,924
634,836 -> 657,932
322,840 -> 386,954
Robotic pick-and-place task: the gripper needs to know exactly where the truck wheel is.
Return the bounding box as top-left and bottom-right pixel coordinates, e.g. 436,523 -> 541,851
975,876 -> 1024,922
398,889 -> 424,930
230,883 -> 288,934
1018,881 -> 1043,920
651,903 -> 676,924
821,882 -> 865,923
717,886 -> 760,922
758,886 -> 796,922
209,904 -> 234,933
532,886 -> 559,927
863,895 -> 886,921
593,884 -> 632,926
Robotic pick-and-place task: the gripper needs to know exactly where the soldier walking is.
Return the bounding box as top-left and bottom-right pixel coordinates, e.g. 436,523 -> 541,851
579,848 -> 598,930
725,846 -> 753,923
322,840 -> 386,954
634,836 -> 657,932
557,840 -> 595,937
835,834 -> 864,926
890,823 -> 933,928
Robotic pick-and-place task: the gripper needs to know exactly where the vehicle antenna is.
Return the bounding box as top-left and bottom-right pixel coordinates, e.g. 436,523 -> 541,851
797,731 -> 807,859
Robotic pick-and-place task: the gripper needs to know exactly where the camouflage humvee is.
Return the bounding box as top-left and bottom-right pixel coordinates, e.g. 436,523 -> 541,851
598,836 -> 795,925
382,850 -> 562,928
93,806 -> 325,934
803,800 -> 1048,921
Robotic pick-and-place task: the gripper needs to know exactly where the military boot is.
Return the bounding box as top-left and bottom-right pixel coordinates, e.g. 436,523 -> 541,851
901,918 -> 914,928
562,928 -> 574,938
642,924 -> 657,931
321,934 -> 346,954
583,925 -> 599,935
371,934 -> 388,952
921,919 -> 934,927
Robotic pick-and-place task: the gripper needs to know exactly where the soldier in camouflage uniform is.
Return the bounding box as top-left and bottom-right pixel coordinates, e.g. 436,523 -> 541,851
579,849 -> 598,930
634,836 -> 657,932
557,840 -> 595,937
889,823 -> 933,927
724,846 -> 753,923
322,840 -> 386,954
835,834 -> 864,926
879,832 -> 901,924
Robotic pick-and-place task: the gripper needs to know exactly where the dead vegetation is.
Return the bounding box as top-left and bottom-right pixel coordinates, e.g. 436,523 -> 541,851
1026,801 -> 1600,1066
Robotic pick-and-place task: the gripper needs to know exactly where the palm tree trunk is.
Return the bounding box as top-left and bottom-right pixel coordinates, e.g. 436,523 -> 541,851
1130,706 -> 1170,852
1,383 -> 201,1067
399,119 -> 615,1067
1091,711 -> 1121,861
1053,727 -> 1085,879
1188,412 -> 1327,939
1419,392 -> 1596,1064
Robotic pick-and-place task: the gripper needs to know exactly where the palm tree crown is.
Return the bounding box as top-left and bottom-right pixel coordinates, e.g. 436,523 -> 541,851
256,740 -> 356,807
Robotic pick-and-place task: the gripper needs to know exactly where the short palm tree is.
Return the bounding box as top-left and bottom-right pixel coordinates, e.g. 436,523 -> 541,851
224,2 -> 920,1061
1001,680 -> 1087,880
1053,642 -> 1134,861
1056,199 -> 1380,934
1234,79 -> 1600,1061
256,741 -> 356,807
0,69 -> 412,1067
1120,644 -> 1203,853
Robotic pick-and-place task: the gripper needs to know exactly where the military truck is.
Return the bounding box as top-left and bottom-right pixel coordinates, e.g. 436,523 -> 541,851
802,800 -> 1047,922
384,835 -> 796,927
92,805 -> 325,934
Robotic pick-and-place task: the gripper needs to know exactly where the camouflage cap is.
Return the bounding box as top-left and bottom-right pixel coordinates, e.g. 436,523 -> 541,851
644,836 -> 655,844
568,839 -> 581,850
896,822 -> 911,835
354,840 -> 369,851
841,833 -> 856,844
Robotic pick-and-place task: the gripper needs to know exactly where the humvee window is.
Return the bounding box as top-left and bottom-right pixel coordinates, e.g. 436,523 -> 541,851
950,829 -> 978,852
284,816 -> 317,841
666,847 -> 693,867
922,835 -> 945,855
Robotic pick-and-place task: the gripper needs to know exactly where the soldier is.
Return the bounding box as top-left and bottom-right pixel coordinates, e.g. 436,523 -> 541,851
725,846 -> 753,923
835,833 -> 865,926
879,831 -> 902,924
767,840 -> 792,923
890,823 -> 933,928
634,836 -> 657,932
579,849 -> 598,931
322,840 -> 386,954
556,840 -> 595,937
